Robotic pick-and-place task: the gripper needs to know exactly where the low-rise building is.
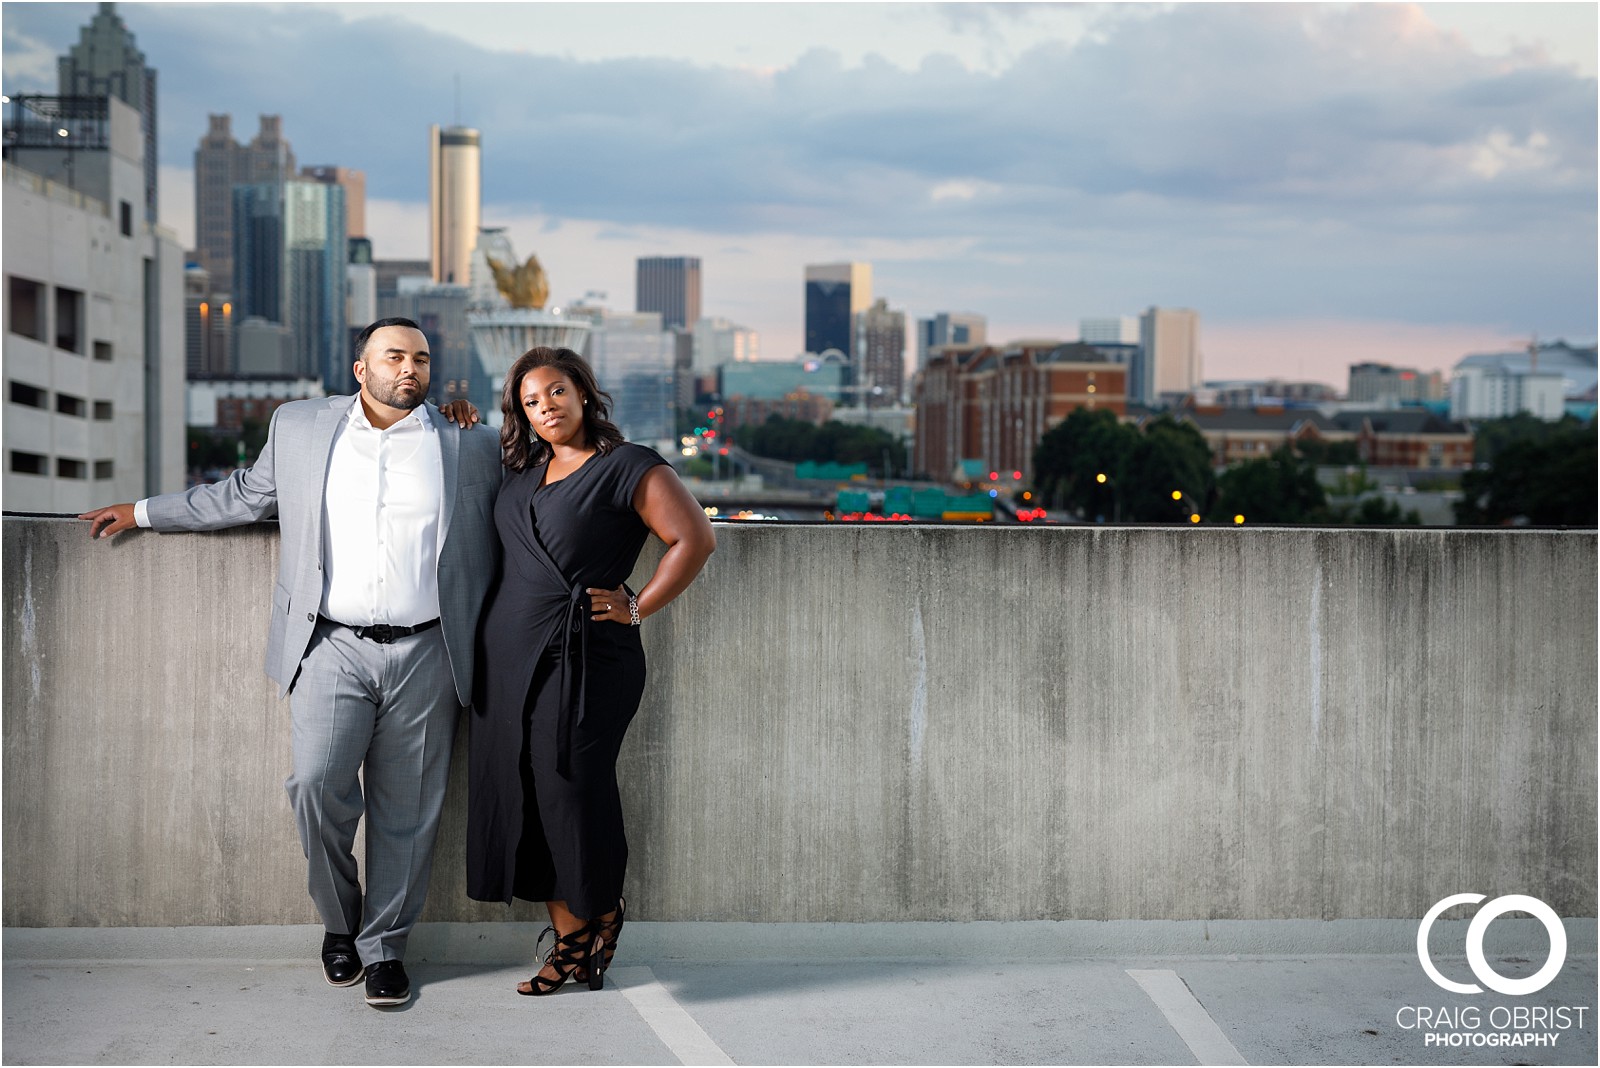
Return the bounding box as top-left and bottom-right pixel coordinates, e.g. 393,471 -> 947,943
1329,410 -> 1475,469
1176,406 -> 1473,469
1347,362 -> 1446,406
723,391 -> 835,431
1450,341 -> 1597,422
1198,379 -> 1342,408
1176,408 -> 1342,465
913,341 -> 1127,483
186,374 -> 324,433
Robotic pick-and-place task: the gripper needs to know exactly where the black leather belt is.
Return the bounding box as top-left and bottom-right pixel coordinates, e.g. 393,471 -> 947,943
319,616 -> 441,644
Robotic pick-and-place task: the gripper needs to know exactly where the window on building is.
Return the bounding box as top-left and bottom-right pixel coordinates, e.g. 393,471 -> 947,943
93,340 -> 113,362
55,393 -> 87,418
9,381 -> 48,409
8,276 -> 45,341
55,287 -> 84,354
94,459 -> 115,480
10,451 -> 48,476
56,458 -> 87,480
119,200 -> 133,237
93,400 -> 114,420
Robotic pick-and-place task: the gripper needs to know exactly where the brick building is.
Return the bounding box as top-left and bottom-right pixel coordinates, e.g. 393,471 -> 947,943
722,391 -> 835,432
1177,406 -> 1473,469
913,342 -> 1127,483
1332,410 -> 1475,469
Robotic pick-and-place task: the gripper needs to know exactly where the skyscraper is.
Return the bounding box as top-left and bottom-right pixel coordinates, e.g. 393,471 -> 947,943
283,180 -> 349,392
587,311 -> 675,446
804,262 -> 872,358
300,165 -> 366,240
855,298 -> 906,408
430,125 -> 481,285
184,264 -> 231,377
377,280 -> 470,407
915,311 -> 986,368
57,2 -> 157,224
1135,306 -> 1201,406
690,317 -> 759,374
194,114 -> 296,293
232,183 -> 284,334
233,179 -> 347,389
635,256 -> 702,330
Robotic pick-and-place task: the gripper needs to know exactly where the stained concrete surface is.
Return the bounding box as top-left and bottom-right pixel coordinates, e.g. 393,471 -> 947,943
4,925 -> 1595,1066
6,519 -> 1596,928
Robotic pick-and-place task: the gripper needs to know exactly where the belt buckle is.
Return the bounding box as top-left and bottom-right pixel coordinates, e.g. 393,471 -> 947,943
367,624 -> 396,644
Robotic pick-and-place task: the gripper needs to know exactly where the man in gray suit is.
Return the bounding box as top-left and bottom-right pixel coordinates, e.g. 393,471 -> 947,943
81,318 -> 500,1008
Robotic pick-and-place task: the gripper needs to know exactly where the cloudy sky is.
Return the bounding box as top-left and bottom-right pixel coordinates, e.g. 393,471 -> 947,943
4,2 -> 1595,385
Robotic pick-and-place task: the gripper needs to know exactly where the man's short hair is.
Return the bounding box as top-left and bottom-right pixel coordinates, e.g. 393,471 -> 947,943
353,317 -> 423,361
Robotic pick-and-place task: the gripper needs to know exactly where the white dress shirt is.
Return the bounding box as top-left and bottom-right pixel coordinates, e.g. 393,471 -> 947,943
135,398 -> 447,627
319,398 -> 444,627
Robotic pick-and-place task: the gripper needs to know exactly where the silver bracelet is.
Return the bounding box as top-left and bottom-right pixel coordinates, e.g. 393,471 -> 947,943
628,593 -> 640,626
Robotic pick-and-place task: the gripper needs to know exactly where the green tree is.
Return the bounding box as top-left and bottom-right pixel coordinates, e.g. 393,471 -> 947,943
1031,407 -> 1140,516
1317,465 -> 1423,525
734,415 -> 906,478
1031,409 -> 1214,521
1209,447 -> 1327,524
1334,496 -> 1423,526
1471,412 -> 1588,465
1297,437 -> 1361,466
819,421 -> 906,475
186,429 -> 235,472
186,418 -> 271,474
1455,423 -> 1598,526
1121,417 -> 1216,522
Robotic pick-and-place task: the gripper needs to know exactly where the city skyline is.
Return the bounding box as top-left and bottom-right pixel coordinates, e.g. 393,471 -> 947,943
3,2 -> 1594,386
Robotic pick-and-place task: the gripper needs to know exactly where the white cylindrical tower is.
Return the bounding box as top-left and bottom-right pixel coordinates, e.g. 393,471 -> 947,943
430,124 -> 480,286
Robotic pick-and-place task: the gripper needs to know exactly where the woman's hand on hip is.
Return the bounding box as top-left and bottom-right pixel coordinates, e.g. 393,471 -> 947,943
587,585 -> 633,624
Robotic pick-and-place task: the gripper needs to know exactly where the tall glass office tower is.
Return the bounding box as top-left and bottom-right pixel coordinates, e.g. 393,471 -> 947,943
804,262 -> 871,358
233,180 -> 346,389
636,256 -> 702,330
58,2 -> 158,224
284,180 -> 348,392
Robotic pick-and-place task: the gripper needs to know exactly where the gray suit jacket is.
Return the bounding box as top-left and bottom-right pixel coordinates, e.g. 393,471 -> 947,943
146,395 -> 502,705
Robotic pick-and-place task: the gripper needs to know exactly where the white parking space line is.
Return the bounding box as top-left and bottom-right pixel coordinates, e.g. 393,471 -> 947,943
1127,968 -> 1249,1066
610,965 -> 736,1066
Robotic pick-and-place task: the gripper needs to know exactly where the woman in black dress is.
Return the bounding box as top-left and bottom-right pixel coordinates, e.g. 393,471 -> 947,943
466,346 -> 715,995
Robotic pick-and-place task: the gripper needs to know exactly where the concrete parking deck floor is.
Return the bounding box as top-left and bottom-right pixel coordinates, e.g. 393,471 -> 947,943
4,925 -> 1595,1066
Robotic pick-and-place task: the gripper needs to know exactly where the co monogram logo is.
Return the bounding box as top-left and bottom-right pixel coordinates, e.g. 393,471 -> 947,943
1417,894 -> 1567,996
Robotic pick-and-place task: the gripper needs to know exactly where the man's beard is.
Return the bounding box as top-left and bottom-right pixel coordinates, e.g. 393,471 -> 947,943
368,377 -> 426,410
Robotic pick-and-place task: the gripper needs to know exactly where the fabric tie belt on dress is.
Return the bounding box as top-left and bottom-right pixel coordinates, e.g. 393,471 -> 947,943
317,615 -> 441,645
553,584 -> 592,779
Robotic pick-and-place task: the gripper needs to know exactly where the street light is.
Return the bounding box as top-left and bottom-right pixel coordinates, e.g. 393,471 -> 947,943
1095,472 -> 1120,524
1171,489 -> 1200,524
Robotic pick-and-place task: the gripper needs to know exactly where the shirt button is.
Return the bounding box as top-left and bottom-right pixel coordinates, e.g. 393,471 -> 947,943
306,613 -> 314,622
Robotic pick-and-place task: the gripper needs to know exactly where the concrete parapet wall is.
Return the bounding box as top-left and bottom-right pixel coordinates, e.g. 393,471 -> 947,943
3,517 -> 1594,926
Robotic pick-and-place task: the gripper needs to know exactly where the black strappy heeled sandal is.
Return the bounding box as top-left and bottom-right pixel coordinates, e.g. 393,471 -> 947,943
598,897 -> 625,974
574,898 -> 626,986
517,921 -> 605,996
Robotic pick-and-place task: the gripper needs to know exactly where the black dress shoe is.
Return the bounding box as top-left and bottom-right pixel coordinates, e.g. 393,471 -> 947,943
321,932 -> 362,987
364,960 -> 410,1007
